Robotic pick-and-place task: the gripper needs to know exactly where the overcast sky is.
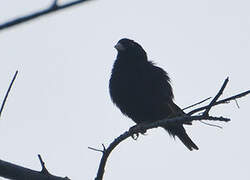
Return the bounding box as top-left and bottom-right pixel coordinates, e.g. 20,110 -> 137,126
0,0 -> 249,179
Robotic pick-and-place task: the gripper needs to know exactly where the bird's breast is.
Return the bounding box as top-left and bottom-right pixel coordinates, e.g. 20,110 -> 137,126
109,66 -> 156,123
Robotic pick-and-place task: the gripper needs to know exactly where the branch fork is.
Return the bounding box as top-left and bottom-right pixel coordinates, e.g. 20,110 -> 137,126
93,77 -> 249,180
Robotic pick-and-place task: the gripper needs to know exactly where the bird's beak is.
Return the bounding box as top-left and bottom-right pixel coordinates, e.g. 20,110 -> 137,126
114,42 -> 125,51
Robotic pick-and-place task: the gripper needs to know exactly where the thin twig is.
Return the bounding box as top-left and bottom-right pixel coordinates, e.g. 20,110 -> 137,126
203,77 -> 229,116
182,97 -> 212,111
102,144 -> 106,151
188,89 -> 250,115
38,154 -> 50,175
200,121 -> 223,129
51,0 -> 59,8
0,70 -> 18,118
88,147 -> 104,153
0,0 -> 93,31
203,116 -> 230,122
234,99 -> 240,108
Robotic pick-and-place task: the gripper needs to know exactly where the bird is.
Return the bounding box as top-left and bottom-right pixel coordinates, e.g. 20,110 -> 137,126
109,38 -> 198,151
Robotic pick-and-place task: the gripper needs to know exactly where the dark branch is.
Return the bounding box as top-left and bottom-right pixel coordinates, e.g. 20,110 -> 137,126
94,115 -> 229,180
0,158 -> 69,180
0,70 -> 18,118
0,72 -> 71,180
51,0 -> 59,8
182,97 -> 211,111
38,154 -> 50,175
88,146 -> 104,153
200,121 -> 223,129
234,99 -> 240,108
0,0 -> 93,31
188,89 -> 250,115
94,78 -> 249,180
203,77 -> 229,116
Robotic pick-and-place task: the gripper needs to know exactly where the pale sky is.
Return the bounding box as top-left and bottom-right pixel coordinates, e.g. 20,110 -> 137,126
0,0 -> 249,179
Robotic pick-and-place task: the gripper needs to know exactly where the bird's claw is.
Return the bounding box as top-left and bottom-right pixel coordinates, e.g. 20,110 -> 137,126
129,124 -> 147,140
131,132 -> 139,140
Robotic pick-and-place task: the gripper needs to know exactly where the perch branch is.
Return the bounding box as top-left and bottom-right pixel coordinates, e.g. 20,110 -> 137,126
0,70 -> 18,118
94,115 -> 229,180
0,0 -> 93,31
94,78 -> 249,180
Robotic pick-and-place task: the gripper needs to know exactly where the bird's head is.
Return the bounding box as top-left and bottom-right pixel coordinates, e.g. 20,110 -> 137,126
115,38 -> 147,60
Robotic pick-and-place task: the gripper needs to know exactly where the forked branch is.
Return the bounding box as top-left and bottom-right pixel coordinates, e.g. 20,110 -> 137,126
188,90 -> 250,115
94,78 -> 250,180
0,72 -> 70,180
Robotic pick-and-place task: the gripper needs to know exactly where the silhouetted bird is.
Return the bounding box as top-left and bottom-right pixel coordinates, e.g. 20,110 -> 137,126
109,38 -> 198,151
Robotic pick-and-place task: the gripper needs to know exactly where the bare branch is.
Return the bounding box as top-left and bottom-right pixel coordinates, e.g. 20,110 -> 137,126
0,158 -> 69,180
94,114 -> 229,180
0,70 -> 18,118
182,97 -> 211,111
102,144 -> 106,152
234,99 -> 240,108
200,121 -> 223,129
203,77 -> 229,116
88,146 -> 104,153
188,89 -> 250,115
0,72 -> 71,180
38,154 -> 50,175
51,0 -> 59,8
0,0 -> 93,31
95,130 -> 130,180
94,78 -> 250,180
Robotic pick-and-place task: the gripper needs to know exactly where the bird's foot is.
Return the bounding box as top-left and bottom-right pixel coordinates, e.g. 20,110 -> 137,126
129,124 -> 147,140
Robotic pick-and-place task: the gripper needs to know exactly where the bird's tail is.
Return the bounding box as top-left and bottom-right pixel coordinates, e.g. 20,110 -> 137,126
164,125 -> 199,151
176,129 -> 199,151
165,101 -> 198,150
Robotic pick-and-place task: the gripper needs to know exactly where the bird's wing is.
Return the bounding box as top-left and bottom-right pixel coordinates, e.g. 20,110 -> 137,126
149,65 -> 173,100
149,64 -> 186,118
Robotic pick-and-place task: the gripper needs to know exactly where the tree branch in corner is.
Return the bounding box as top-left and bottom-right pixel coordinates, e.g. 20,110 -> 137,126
94,78 -> 250,180
0,0 -> 93,31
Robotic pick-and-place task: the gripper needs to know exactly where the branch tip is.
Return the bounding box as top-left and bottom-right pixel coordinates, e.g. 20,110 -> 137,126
234,99 -> 240,108
182,97 -> 212,111
38,154 -> 50,175
203,78 -> 229,116
102,144 -> 106,151
51,0 -> 58,8
88,146 -> 104,153
200,121 -> 223,129
0,70 -> 18,118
